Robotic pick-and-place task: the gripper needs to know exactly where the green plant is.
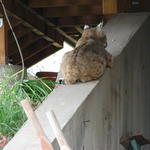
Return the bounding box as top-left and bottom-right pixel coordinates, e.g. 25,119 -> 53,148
0,73 -> 57,137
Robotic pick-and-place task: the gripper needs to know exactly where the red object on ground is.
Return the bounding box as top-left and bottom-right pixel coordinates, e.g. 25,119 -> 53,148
36,72 -> 58,82
0,133 -> 7,146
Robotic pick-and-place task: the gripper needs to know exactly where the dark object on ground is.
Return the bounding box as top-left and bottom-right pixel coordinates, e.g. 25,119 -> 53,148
36,72 -> 58,82
120,133 -> 150,150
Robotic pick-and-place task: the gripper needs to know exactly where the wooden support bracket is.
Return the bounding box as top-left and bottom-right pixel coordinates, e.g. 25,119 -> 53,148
0,18 -> 6,64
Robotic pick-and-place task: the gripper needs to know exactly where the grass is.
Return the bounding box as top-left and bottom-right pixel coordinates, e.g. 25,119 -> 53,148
0,70 -> 57,137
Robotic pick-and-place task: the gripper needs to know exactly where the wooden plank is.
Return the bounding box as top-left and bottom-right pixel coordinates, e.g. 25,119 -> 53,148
141,0 -> 150,11
0,13 -> 2,17
8,24 -> 31,43
8,32 -> 41,56
11,39 -> 55,65
62,27 -> 80,34
0,18 -> 6,64
75,26 -> 83,33
2,1 -> 75,46
8,16 -> 22,29
24,46 -> 60,68
118,0 -> 130,12
130,0 -> 148,12
3,0 -> 64,47
29,0 -> 100,8
64,38 -> 76,47
44,5 -> 102,18
118,0 -> 150,12
51,15 -> 102,27
102,0 -> 118,14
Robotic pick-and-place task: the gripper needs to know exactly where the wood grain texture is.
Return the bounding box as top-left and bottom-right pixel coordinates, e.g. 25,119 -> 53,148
102,0 -> 118,14
24,46 -> 60,68
29,0 -> 100,8
51,15 -> 102,27
8,32 -> 41,56
44,5 -> 102,18
0,21 -> 6,64
11,39 -> 52,64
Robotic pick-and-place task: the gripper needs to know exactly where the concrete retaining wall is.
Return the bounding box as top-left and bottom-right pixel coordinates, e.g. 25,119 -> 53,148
57,16 -> 150,149
4,13 -> 150,150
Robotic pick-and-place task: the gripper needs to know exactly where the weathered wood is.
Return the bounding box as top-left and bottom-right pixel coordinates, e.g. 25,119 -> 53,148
102,0 -> 118,14
128,0 -> 150,12
0,19 -> 6,64
44,5 -> 102,18
64,38 -> 76,47
29,0 -> 100,8
3,0 -> 64,47
21,99 -> 55,150
51,15 -> 102,27
61,27 -> 80,34
118,0 -> 130,12
8,25 -> 31,43
8,32 -> 41,56
4,0 -> 78,46
11,39 -> 53,65
8,16 -> 22,29
141,0 -> 150,11
24,46 -> 60,68
75,26 -> 83,33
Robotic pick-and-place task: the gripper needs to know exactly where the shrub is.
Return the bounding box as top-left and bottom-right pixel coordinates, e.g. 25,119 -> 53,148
0,72 -> 56,137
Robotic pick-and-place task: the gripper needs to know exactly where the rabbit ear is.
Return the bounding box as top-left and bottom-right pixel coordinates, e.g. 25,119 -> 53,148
84,25 -> 90,30
97,21 -> 104,29
0,18 -> 3,28
96,21 -> 104,33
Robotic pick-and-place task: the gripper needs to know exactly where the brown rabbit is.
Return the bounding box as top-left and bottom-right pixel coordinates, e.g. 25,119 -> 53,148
59,22 -> 113,84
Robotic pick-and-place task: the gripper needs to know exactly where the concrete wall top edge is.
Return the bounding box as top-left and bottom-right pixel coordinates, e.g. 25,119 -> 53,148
104,13 -> 150,56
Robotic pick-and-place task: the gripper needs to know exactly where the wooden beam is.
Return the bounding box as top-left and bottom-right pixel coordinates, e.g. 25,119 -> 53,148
51,15 -> 102,27
118,0 -> 130,12
75,26 -> 83,33
11,39 -> 56,65
1,15 -> 22,30
102,0 -> 118,14
3,0 -> 64,47
29,0 -> 100,8
11,1 -> 77,46
8,24 -> 31,43
0,18 -> 6,64
141,0 -> 150,11
64,38 -> 76,47
61,27 -> 80,34
8,32 -> 41,56
8,16 -> 22,29
24,46 -> 60,68
44,5 -> 102,18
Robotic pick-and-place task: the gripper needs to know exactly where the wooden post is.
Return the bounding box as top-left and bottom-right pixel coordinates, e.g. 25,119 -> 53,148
0,18 -> 6,64
102,0 -> 118,15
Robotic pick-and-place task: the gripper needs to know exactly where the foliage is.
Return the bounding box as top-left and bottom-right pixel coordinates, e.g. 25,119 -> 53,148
0,72 -> 56,137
